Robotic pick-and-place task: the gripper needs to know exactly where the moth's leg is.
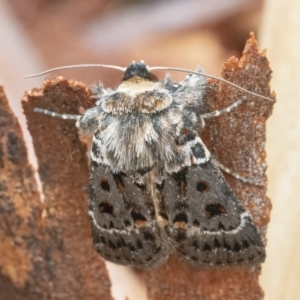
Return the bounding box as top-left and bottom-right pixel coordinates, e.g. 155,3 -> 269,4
202,96 -> 247,119
216,160 -> 264,186
34,108 -> 80,120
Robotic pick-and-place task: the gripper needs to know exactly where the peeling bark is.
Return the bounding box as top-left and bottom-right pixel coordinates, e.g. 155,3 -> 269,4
0,83 -> 112,299
0,86 -> 45,299
22,79 -> 113,300
142,33 -> 274,300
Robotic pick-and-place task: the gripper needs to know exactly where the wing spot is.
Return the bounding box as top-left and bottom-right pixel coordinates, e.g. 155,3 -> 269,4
137,166 -> 153,176
191,143 -> 206,159
173,212 -> 188,223
219,222 -> 225,230
224,239 -> 232,251
100,178 -> 110,192
175,229 -> 187,242
227,258 -> 233,264
136,239 -> 143,250
113,173 -> 125,192
196,180 -> 209,192
135,182 -> 146,191
242,238 -> 250,248
131,211 -> 147,226
174,212 -> 188,228
174,221 -> 187,228
108,240 -> 117,249
203,242 -> 211,251
91,160 -> 100,167
172,167 -> 188,196
120,237 -> 126,247
128,243 -> 136,252
192,240 -> 199,249
124,220 -> 131,227
205,203 -> 227,219
192,219 -> 200,226
159,213 -> 169,222
233,241 -> 241,252
135,220 -> 147,227
99,201 -> 114,215
154,247 -> 162,255
156,181 -> 164,191
214,238 -> 221,248
143,231 -> 155,242
100,236 -> 106,245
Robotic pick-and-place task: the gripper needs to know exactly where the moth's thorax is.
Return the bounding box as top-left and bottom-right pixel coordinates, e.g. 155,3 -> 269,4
94,104 -> 183,176
101,76 -> 172,115
90,72 -> 207,176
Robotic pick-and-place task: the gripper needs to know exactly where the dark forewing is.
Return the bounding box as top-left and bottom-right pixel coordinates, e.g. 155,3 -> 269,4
162,160 -> 266,267
89,163 -> 169,268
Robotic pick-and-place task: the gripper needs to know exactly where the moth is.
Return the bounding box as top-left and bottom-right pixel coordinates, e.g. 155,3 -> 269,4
32,61 -> 270,269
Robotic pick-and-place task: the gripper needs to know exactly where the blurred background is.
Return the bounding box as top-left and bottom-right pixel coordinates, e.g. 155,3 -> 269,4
0,0 -> 299,299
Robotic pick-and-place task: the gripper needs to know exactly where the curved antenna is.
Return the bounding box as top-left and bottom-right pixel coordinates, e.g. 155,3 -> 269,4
24,64 -> 126,78
149,66 -> 273,102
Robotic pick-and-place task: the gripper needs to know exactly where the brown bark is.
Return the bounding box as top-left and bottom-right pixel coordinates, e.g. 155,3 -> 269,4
0,82 -> 112,299
0,33 -> 274,299
141,33 -> 274,300
22,79 -> 113,300
0,86 -> 45,299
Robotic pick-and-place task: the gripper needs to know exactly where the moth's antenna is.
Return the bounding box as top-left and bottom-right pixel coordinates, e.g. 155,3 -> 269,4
24,64 -> 126,78
34,108 -> 80,120
149,66 -> 273,102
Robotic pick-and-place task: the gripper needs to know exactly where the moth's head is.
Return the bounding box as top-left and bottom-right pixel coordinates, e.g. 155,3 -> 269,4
100,61 -> 171,115
123,61 -> 157,82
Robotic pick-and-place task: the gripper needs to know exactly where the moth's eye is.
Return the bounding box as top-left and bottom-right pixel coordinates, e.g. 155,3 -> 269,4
196,180 -> 209,192
100,178 -> 110,191
99,201 -> 114,215
205,203 -> 227,219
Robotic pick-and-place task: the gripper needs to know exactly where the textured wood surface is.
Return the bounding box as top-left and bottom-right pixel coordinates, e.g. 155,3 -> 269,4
22,79 -> 113,300
0,83 -> 112,300
141,33 -> 274,300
